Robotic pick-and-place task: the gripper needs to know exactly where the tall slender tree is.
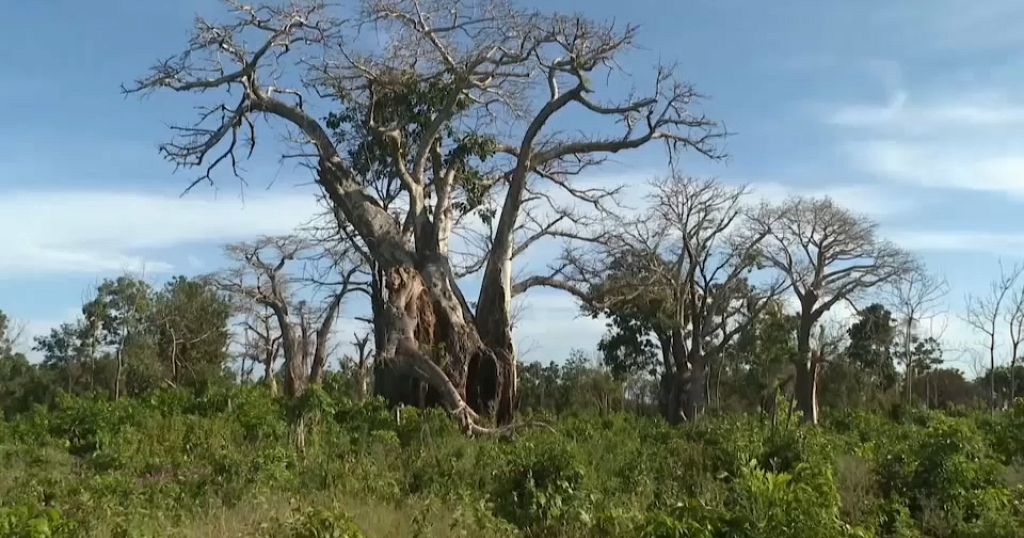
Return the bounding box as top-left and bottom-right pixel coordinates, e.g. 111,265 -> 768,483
889,269 -> 948,405
964,262 -> 1023,411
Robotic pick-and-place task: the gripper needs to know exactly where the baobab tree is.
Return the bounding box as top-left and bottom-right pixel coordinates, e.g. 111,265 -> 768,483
216,235 -> 365,397
239,304 -> 282,394
749,197 -> 914,425
526,175 -> 782,423
127,0 -> 720,429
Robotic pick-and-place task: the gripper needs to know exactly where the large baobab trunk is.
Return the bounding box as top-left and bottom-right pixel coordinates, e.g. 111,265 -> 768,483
659,329 -> 711,424
475,255 -> 517,425
794,318 -> 819,425
373,263 -> 495,429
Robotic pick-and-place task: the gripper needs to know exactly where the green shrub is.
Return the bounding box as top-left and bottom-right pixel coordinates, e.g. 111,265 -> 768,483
0,504 -> 76,538
261,506 -> 365,538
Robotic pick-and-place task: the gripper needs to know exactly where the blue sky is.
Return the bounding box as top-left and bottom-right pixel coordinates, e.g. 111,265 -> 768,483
4,1 -> 1024,371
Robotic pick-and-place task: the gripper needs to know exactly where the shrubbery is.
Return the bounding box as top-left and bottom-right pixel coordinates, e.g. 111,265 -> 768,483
1,387 -> 1023,537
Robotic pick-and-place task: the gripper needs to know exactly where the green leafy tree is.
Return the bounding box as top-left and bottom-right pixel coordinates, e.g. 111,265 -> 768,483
153,276 -> 232,389
0,309 -> 54,416
844,304 -> 899,392
722,298 -> 798,412
33,321 -> 92,393
83,276 -> 155,399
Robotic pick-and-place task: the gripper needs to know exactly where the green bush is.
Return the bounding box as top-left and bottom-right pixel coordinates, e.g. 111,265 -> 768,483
261,507 -> 365,538
0,504 -> 76,538
1,387 -> 1023,536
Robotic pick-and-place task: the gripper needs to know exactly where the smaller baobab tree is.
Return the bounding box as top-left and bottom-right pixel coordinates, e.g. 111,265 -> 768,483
238,304 -> 282,395
545,175 -> 784,423
339,332 -> 374,402
963,262 -> 1023,410
215,235 -> 367,398
889,268 -> 948,405
750,197 -> 915,425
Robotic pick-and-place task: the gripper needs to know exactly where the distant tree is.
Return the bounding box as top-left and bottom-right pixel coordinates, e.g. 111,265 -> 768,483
0,309 -> 53,416
1004,278 -> 1024,402
338,332 -> 373,402
551,176 -> 783,423
749,197 -> 914,424
153,276 -> 233,389
975,365 -> 1024,409
0,310 -> 15,358
239,305 -> 282,395
889,269 -> 948,405
723,298 -> 799,413
963,262 -> 1022,410
217,236 -> 365,398
83,276 -> 154,400
34,321 -> 92,393
845,303 -> 898,392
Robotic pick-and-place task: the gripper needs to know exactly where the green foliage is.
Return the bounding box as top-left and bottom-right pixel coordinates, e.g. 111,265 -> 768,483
0,504 -> 76,538
262,507 -> 365,538
1,386 -> 1023,536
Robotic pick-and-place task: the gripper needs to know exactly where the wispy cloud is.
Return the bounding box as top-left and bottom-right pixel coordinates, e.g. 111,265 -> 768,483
1,190 -> 318,276
749,181 -> 915,217
828,91 -> 1024,131
889,230 -> 1024,254
846,140 -> 1024,197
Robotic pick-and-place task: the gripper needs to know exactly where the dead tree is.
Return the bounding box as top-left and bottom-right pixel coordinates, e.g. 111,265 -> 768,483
128,0 -> 720,430
749,197 -> 914,425
217,235 -> 363,397
964,262 -> 1023,410
240,304 -> 282,395
1007,281 -> 1024,403
889,269 -> 948,405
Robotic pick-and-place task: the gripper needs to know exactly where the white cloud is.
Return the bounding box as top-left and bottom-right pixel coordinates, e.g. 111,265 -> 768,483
889,230 -> 1024,255
749,181 -> 914,217
828,91 -> 1024,131
1,189 -> 318,276
824,85 -> 1024,199
846,140 -> 1024,197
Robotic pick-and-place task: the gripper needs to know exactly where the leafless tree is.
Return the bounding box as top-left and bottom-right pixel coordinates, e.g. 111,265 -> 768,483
749,197 -> 915,425
339,332 -> 374,402
889,268 -> 949,405
644,176 -> 785,422
963,261 -> 1023,410
127,0 -> 721,430
240,304 -> 282,394
216,235 -> 365,397
1006,280 -> 1024,402
526,175 -> 783,423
